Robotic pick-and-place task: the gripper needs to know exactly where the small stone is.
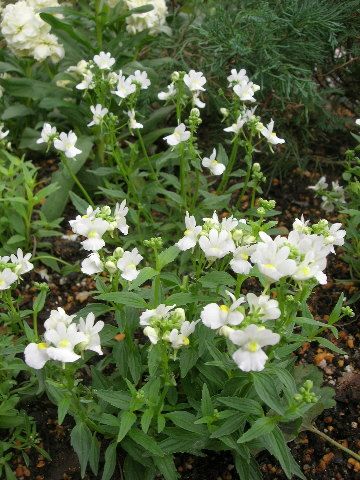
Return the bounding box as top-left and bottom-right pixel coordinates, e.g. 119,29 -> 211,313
351,422 -> 358,429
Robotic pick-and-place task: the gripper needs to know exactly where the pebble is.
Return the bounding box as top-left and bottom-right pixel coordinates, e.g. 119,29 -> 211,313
351,422 -> 358,429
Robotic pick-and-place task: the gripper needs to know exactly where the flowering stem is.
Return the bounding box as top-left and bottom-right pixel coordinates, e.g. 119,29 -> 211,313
217,136 -> 239,194
308,425 -> 360,462
61,157 -> 94,207
179,143 -> 187,209
32,255 -> 73,267
137,130 -> 158,181
236,151 -> 253,210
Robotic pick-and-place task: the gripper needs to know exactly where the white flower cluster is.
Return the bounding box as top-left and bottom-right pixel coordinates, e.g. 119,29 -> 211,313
158,70 -> 207,109
37,123 -> 82,159
24,308 -> 104,369
308,176 -> 346,213
124,0 -> 169,35
200,291 -> 280,372
0,0 -> 64,63
69,203 -> 143,282
140,304 -> 198,349
176,211 -> 345,285
0,249 -> 33,290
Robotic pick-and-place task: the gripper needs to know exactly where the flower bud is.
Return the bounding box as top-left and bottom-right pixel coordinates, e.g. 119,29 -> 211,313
171,71 -> 180,82
105,260 -> 117,273
220,107 -> 229,118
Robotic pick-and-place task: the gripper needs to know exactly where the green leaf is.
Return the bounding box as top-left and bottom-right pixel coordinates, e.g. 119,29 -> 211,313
179,347 -> 199,378
58,397 -> 70,424
101,442 -> 117,480
40,12 -> 93,49
1,104 -> 34,120
95,292 -> 146,308
237,417 -> 277,444
217,397 -> 263,416
129,267 -> 158,290
69,191 -> 89,214
70,422 -> 92,478
157,246 -> 180,270
141,409 -> 154,434
117,411 -> 137,443
89,434 -> 100,476
165,292 -> 196,306
128,428 -> 164,457
201,384 -> 213,417
210,413 -> 246,438
95,389 -> 131,409
199,271 -> 236,288
153,455 -> 179,480
253,373 -> 285,415
314,337 -> 346,354
165,412 -> 206,435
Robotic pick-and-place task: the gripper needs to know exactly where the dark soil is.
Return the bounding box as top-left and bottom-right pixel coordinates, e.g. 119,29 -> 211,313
7,167 -> 360,480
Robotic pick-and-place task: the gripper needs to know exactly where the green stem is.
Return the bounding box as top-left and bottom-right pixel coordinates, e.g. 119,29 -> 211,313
62,156 -> 94,207
137,130 -> 157,181
179,143 -> 187,209
32,255 -> 73,267
95,0 -> 103,49
217,137 -> 240,193
236,154 -> 253,210
308,425 -> 360,462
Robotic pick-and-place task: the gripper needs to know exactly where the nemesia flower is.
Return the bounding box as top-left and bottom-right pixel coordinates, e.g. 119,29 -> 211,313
129,70 -> 151,89
76,71 -> 94,90
10,249 -> 33,275
246,293 -> 281,321
158,83 -> 176,101
44,307 -> 76,330
127,109 -> 143,130
88,104 -> 108,127
199,229 -> 235,260
67,60 -> 89,76
356,119 -> 360,126
81,252 -> 104,275
117,248 -> 143,281
229,324 -> 280,372
192,92 -> 206,109
327,223 -> 346,250
224,114 -> 246,134
111,74 -> 136,99
259,119 -> 285,145
93,51 -> 115,70
143,325 -> 159,344
114,200 -> 129,235
37,123 -> 57,144
24,342 -> 50,370
78,312 -> 104,355
202,148 -> 226,176
54,131 -> 82,158
0,268 -> 18,290
176,212 -> 202,251
227,68 -> 248,86
139,304 -> 176,326
164,123 -> 190,146
44,323 -> 87,363
183,70 -> 206,92
167,321 -> 198,349
0,123 -> 9,140
75,217 -> 110,251
201,291 -> 245,329
233,80 -> 260,102
230,245 -> 255,274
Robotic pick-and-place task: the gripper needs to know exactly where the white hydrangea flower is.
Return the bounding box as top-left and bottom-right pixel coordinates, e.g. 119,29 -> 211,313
163,123 -> 190,146
129,70 -> 151,89
176,211 -> 202,251
81,252 -> 104,275
259,119 -> 285,145
111,74 -> 136,99
230,245 -> 255,274
37,123 -> 57,144
199,229 -> 235,260
45,323 -> 87,363
183,70 -> 206,92
93,51 -> 115,70
0,268 -> 18,290
114,200 -> 129,235
24,342 -> 50,370
200,291 -> 245,330
127,109 -> 143,130
202,148 -> 225,176
229,324 -> 280,372
158,83 -> 176,101
78,312 -> 104,355
124,0 -> 169,35
44,307 -> 76,330
117,248 -> 143,281
88,104 -> 108,127
10,249 -> 33,275
250,232 -> 297,282
54,131 -> 82,158
246,293 -> 281,321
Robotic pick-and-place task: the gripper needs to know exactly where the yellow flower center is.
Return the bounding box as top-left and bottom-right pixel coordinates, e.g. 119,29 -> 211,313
300,266 -> 311,276
220,305 -> 229,313
0,279 -> 5,286
247,341 -> 259,352
88,230 -> 98,238
38,342 -> 48,350
240,253 -> 249,260
264,263 -> 276,269
184,229 -> 192,235
59,339 -> 70,348
183,337 -> 190,346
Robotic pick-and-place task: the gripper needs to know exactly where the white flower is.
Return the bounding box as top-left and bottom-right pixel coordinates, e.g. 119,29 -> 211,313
202,148 -> 225,176
32,32 -> 64,63
117,248 -> 143,281
0,268 -> 18,290
127,109 -> 143,130
67,60 -> 89,76
0,123 -> 9,140
78,312 -> 104,355
81,252 -> 104,275
233,80 -> 260,102
125,0 -> 168,35
37,123 -> 57,144
184,70 -> 206,92
164,123 -> 190,146
192,92 -> 206,109
158,83 -> 176,101
176,211 -> 202,251
114,200 -> 129,235
246,293 -> 280,321
331,181 -> 345,203
129,70 -> 151,89
308,176 -> 328,191
201,291 -> 245,330
76,71 -> 94,90
54,131 -> 82,158
230,245 -> 255,274
44,307 -> 76,330
93,51 -> 115,70
140,304 -> 175,326
167,321 -> 198,348
143,326 -> 159,344
227,68 -> 248,86
293,216 -> 311,234
45,323 -> 87,363
229,324 -> 280,372
199,229 -> 235,260
224,114 -> 246,134
259,119 -> 285,145
355,119 -> 360,126
111,74 -> 136,99
24,342 -> 50,370
327,223 -> 346,249
250,232 -> 297,282
10,249 -> 33,275
88,104 -> 108,127
70,215 -> 110,251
